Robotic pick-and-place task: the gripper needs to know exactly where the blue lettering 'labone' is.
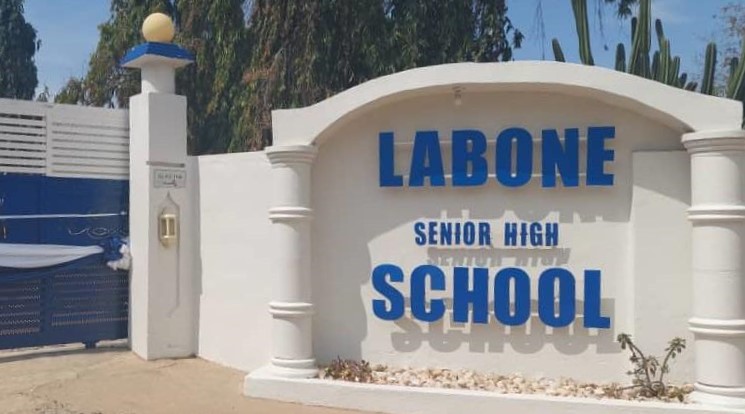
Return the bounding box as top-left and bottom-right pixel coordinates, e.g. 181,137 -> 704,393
379,127 -> 615,188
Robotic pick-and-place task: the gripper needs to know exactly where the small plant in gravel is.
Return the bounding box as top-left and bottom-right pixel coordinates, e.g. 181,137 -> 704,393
322,357 -> 374,383
612,333 -> 688,401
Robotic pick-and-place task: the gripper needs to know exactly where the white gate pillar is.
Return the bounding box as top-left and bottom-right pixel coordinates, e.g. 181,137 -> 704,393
265,144 -> 318,378
684,129 -> 745,407
122,14 -> 197,360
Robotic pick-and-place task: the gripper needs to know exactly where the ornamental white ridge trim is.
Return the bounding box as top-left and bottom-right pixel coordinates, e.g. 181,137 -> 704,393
269,301 -> 315,318
271,62 -> 743,146
269,206 -> 313,222
687,206 -> 745,222
265,145 -> 318,166
689,318 -> 745,337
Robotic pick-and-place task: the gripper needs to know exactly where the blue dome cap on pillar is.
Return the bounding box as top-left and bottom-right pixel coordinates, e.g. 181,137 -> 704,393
120,13 -> 194,94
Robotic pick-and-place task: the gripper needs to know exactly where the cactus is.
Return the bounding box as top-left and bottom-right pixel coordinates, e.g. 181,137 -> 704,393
554,0 -> 667,82
651,51 -> 660,82
730,57 -> 740,82
555,0 -> 691,91
678,73 -> 687,89
552,0 -> 745,122
629,0 -> 651,76
615,43 -> 626,72
552,38 -> 566,63
659,41 -> 670,83
727,38 -> 745,103
655,19 -> 665,50
658,39 -> 672,85
670,57 -> 680,86
572,0 -> 594,65
701,43 -> 717,95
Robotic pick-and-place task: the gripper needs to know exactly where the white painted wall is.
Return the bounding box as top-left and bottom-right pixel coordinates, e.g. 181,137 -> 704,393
130,92 -> 198,360
195,152 -> 274,371
195,63 -> 741,397
195,91 -> 695,383
0,98 -> 129,179
631,151 -> 693,380
310,90 -> 690,383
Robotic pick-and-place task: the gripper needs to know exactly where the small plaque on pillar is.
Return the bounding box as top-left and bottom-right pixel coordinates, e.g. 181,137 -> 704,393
154,169 -> 186,188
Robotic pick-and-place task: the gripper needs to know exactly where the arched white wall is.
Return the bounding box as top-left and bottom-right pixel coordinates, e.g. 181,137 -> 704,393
310,89 -> 690,382
225,61 -> 745,407
272,62 -> 741,147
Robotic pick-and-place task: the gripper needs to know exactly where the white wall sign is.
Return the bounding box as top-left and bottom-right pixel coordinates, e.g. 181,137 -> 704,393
187,62 -> 745,410
153,169 -> 186,188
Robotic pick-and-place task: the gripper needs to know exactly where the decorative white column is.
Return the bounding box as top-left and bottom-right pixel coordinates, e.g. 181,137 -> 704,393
265,145 -> 318,378
684,130 -> 745,408
122,14 -> 197,360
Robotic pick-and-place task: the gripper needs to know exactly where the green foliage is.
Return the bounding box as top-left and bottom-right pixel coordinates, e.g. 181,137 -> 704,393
696,29 -> 745,109
718,2 -> 745,83
616,333 -> 687,401
0,0 -> 39,100
175,0 -> 251,154
54,77 -> 85,106
35,85 -> 50,102
55,0 -> 174,107
54,0 -> 523,154
238,0 -> 522,151
323,357 -> 373,383
384,0 -> 523,67
56,0 -> 248,155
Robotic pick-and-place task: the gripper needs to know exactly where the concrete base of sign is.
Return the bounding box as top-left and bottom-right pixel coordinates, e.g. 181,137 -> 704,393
692,391 -> 745,410
244,368 -> 743,414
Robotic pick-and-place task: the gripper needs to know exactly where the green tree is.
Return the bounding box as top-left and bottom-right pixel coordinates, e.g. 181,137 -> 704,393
240,0 -> 522,151
239,0 -> 387,151
387,0 -> 522,67
719,3 -> 745,83
57,0 -> 522,153
35,84 -> 50,102
55,0 -> 174,107
176,0 -> 251,154
0,0 -> 39,100
56,0 -> 248,155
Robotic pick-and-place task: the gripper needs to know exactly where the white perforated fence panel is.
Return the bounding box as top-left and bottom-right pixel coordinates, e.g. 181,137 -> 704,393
0,100 -> 47,175
0,99 -> 129,180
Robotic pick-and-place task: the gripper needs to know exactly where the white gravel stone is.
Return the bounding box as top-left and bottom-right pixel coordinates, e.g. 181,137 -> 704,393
321,363 -> 693,404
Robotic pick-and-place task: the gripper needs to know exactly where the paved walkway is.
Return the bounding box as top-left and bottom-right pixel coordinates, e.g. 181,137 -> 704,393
0,342 -> 369,414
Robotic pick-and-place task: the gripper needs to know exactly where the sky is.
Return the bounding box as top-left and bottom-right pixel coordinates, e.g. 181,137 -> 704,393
24,0 -> 110,96
23,0 -> 736,97
508,0 -> 733,77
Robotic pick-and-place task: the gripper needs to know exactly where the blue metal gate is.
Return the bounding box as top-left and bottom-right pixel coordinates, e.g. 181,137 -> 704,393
0,99 -> 130,350
0,174 -> 129,350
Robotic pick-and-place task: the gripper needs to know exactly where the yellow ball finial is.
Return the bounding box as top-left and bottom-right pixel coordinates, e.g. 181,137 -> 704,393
142,13 -> 175,43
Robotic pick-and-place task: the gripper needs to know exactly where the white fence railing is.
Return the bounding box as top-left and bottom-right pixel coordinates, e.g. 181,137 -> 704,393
0,99 -> 129,180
